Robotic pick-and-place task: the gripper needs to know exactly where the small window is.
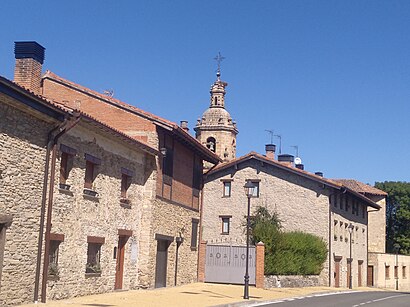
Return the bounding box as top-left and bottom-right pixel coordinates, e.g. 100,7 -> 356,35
120,168 -> 133,200
403,266 -> 407,279
361,204 -> 366,218
49,240 -> 60,276
248,181 -> 259,198
223,181 -> 231,197
339,195 -> 344,210
86,236 -> 104,274
84,154 -> 101,190
191,219 -> 199,249
221,217 -> 230,235
385,265 -> 390,279
162,148 -> 174,178
59,144 -> 76,188
345,197 -> 349,212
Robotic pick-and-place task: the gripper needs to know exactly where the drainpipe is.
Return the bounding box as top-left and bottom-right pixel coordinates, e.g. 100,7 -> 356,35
36,113 -> 81,303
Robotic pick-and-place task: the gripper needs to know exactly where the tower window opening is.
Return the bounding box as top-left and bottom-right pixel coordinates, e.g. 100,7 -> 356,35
206,137 -> 216,153
214,97 -> 217,105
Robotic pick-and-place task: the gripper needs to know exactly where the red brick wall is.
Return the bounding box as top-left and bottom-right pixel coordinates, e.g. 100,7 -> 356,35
255,242 -> 265,288
14,58 -> 42,94
42,78 -> 156,143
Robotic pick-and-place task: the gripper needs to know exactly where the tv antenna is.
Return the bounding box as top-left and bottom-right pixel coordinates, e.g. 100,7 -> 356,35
265,129 -> 274,144
291,145 -> 299,157
103,89 -> 114,98
274,134 -> 282,154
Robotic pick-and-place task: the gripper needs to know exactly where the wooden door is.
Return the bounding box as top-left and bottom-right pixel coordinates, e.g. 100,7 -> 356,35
155,240 -> 169,288
367,265 -> 374,286
334,258 -> 341,288
358,261 -> 363,287
115,236 -> 128,290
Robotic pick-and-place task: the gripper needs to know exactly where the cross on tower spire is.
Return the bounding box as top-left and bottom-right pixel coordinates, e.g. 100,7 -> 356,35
214,52 -> 225,80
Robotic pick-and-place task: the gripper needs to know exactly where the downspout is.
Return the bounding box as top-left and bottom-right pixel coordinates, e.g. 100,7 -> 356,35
39,113 -> 81,303
34,122 -> 65,303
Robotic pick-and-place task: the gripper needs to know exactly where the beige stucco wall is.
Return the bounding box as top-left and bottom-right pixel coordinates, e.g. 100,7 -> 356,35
369,252 -> 410,291
0,99 -> 52,305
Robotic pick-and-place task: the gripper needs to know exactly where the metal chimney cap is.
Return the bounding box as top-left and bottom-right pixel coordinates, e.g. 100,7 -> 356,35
265,144 -> 276,151
14,41 -> 45,64
278,154 -> 294,162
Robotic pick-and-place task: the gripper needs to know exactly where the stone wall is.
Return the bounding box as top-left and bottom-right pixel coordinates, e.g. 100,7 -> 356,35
0,99 -> 52,305
264,275 -> 322,288
46,122 -> 156,300
367,195 -> 386,253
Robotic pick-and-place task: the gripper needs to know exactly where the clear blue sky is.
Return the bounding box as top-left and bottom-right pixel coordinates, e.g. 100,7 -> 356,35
1,1 -> 409,185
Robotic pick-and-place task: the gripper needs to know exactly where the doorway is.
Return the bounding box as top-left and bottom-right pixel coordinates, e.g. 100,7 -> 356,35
334,256 -> 342,288
154,235 -> 172,288
358,260 -> 363,287
367,265 -> 374,286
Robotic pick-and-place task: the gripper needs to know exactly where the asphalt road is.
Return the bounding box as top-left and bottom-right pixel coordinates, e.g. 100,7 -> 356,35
253,291 -> 410,307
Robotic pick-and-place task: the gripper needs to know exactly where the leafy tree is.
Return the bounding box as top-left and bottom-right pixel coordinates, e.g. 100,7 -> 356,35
247,206 -> 327,275
375,181 -> 410,255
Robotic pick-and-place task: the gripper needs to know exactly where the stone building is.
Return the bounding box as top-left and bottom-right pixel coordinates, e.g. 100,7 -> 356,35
200,148 -> 381,288
194,70 -> 238,165
0,41 -> 220,305
334,179 -> 410,291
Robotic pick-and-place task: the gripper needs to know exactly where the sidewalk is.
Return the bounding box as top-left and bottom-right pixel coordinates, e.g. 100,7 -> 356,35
20,283 -> 378,307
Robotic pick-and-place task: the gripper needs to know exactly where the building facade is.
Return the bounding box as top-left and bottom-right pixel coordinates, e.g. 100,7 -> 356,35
0,41 -> 220,305
201,150 -> 380,288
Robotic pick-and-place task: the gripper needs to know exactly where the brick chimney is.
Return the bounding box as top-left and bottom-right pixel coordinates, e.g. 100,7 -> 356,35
278,154 -> 294,167
265,144 -> 276,160
180,120 -> 189,132
14,41 -> 45,95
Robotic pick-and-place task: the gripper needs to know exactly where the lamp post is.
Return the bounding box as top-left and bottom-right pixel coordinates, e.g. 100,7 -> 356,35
348,223 -> 354,289
243,181 -> 255,300
394,243 -> 400,291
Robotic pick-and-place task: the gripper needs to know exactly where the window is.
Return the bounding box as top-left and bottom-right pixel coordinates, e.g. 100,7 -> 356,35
352,201 -> 359,216
385,265 -> 390,279
247,180 -> 260,197
339,195 -> 344,210
403,266 -> 407,279
361,204 -> 366,218
84,154 -> 101,190
220,216 -> 231,234
223,181 -> 231,197
192,160 -> 202,191
59,144 -> 76,189
333,220 -> 338,241
162,148 -> 174,178
120,167 -> 133,200
48,233 -> 64,277
191,219 -> 199,249
86,236 -> 105,274
206,137 -> 216,153
345,197 -> 349,212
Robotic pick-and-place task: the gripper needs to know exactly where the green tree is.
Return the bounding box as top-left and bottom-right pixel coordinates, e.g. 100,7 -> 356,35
247,206 -> 327,275
375,181 -> 410,254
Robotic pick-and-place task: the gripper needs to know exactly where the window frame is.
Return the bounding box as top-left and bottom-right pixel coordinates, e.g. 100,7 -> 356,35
220,216 -> 231,235
86,236 -> 105,275
191,219 -> 199,250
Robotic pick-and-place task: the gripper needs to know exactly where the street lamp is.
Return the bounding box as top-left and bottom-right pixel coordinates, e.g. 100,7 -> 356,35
348,223 -> 354,289
243,181 -> 255,300
394,243 -> 400,291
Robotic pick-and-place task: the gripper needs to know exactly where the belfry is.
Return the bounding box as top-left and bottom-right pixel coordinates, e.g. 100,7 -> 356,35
194,53 -> 238,165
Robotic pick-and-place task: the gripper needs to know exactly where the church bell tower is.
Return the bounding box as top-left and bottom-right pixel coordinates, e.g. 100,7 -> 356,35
194,53 -> 238,164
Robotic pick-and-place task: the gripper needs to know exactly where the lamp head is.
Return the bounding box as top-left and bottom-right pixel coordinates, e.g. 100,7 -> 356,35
244,181 -> 255,198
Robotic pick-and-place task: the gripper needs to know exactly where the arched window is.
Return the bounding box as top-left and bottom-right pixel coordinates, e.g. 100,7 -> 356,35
206,137 -> 216,153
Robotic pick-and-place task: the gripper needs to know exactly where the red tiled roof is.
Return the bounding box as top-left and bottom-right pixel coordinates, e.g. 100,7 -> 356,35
332,179 -> 387,196
0,75 -> 158,156
206,152 -> 381,209
42,71 -> 221,164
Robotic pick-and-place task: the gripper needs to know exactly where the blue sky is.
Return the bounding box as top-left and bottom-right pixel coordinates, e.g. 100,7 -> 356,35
1,1 -> 409,185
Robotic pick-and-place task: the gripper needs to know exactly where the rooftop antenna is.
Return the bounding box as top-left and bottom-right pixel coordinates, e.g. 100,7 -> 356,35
214,52 -> 225,80
291,145 -> 299,157
274,134 -> 282,154
265,129 -> 274,144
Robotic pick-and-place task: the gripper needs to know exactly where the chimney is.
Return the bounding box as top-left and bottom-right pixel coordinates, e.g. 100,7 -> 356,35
296,164 -> 304,170
14,41 -> 45,95
265,144 -> 276,160
278,154 -> 294,167
315,172 -> 324,177
180,120 -> 189,132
